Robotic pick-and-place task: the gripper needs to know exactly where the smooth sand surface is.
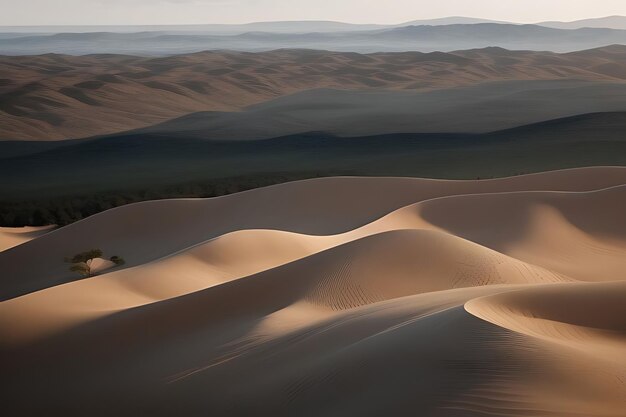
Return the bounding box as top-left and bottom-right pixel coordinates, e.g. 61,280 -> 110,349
1,166 -> 625,416
0,225 -> 55,252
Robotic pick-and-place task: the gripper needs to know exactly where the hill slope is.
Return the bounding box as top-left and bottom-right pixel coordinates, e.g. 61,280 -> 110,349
2,47 -> 626,140
0,112 -> 625,230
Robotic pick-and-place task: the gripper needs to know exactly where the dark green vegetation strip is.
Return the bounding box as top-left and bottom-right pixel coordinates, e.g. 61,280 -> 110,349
0,173 -> 332,227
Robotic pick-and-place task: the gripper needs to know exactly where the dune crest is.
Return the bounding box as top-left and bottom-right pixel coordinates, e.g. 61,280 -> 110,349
0,225 -> 55,252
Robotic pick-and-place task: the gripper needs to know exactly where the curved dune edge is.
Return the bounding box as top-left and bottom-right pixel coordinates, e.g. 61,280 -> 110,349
0,225 -> 55,252
465,281 -> 626,358
1,166 -> 625,301
1,167 -> 626,416
464,281 -> 626,415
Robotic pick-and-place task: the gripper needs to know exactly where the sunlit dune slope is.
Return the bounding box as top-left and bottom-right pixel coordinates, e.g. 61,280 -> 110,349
0,228 -> 569,346
0,225 -> 54,252
1,166 -> 624,301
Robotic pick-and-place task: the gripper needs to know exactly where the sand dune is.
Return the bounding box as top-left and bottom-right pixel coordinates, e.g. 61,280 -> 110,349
0,229 -> 567,346
382,185 -> 626,282
466,281 -> 626,415
2,166 -> 624,301
1,166 -> 625,416
467,281 -> 626,355
0,225 -> 54,252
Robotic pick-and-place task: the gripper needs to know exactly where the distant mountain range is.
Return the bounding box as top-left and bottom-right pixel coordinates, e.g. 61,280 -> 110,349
3,16 -> 626,34
538,15 -> 626,30
2,46 -> 626,140
2,23 -> 626,55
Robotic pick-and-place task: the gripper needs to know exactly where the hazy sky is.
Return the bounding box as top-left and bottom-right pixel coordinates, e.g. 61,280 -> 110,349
1,0 -> 626,26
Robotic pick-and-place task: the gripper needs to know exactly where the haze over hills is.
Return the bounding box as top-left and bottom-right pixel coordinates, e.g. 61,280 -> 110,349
0,21 -> 387,35
3,15 -> 626,34
2,46 -> 626,141
539,15 -> 626,30
2,23 -> 626,55
0,17 -> 509,35
401,16 -> 510,26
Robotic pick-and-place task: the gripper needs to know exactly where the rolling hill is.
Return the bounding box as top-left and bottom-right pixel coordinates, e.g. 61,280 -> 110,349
128,80 -> 626,140
2,47 -> 626,140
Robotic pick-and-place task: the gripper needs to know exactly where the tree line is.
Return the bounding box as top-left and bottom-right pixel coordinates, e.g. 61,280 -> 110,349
0,172 -> 329,227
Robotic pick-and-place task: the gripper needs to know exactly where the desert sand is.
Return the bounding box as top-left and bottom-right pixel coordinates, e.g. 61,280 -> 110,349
1,166 -> 625,416
0,225 -> 54,252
